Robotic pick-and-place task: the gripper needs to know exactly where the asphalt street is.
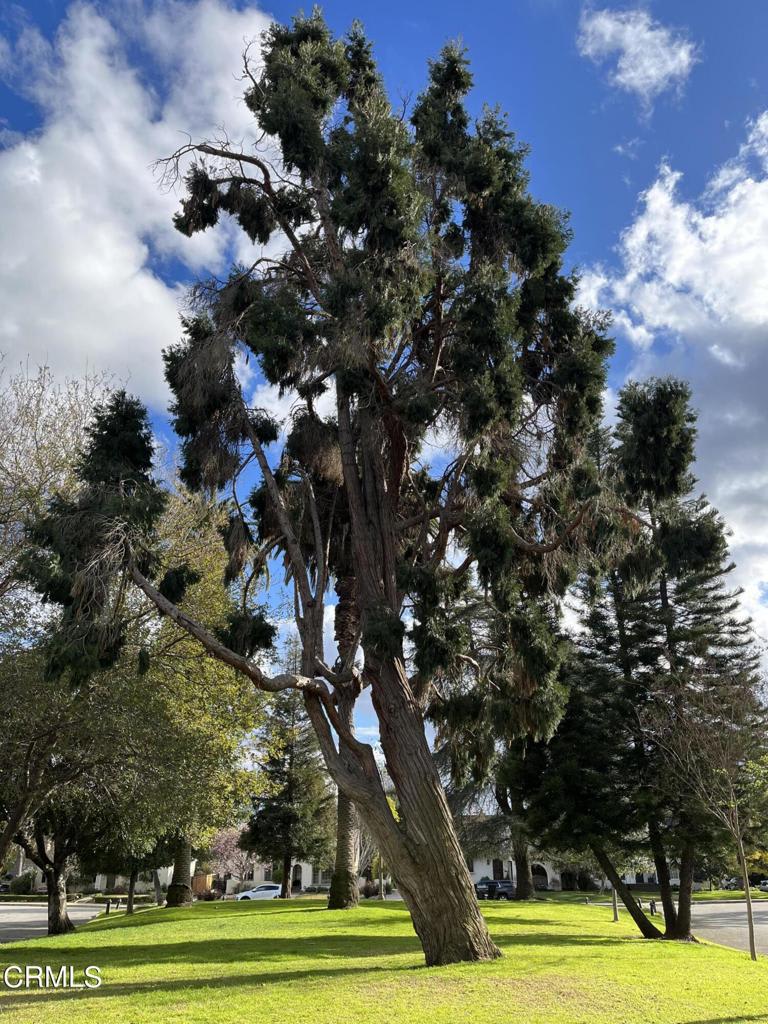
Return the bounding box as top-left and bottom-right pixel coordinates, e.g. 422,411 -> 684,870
689,900 -> 768,955
0,902 -> 102,943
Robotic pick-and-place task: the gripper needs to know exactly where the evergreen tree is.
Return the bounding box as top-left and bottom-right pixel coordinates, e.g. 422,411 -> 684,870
241,684 -> 335,899
25,13 -> 611,964
524,379 -> 764,940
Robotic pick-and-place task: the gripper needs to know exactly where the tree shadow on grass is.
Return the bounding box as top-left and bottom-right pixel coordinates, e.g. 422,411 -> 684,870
1,933 -> 423,972
0,961 -> 406,1011
681,1017 -> 768,1024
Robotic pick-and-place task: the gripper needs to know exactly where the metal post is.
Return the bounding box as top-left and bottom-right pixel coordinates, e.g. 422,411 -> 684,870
612,886 -> 619,922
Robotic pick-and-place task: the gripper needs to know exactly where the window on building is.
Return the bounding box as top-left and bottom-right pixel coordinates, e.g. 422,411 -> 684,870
263,865 -> 272,882
465,857 -> 474,873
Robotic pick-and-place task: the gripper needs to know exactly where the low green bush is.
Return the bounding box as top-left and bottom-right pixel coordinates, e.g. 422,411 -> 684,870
9,871 -> 35,895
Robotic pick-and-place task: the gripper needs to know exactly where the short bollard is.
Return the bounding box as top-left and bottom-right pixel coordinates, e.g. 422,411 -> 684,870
105,899 -> 111,915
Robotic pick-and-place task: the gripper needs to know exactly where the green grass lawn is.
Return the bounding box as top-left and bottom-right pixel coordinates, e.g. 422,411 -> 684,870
1,899 -> 766,1024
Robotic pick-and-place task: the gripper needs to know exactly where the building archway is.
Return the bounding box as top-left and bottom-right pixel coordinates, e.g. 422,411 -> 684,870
292,863 -> 303,891
532,864 -> 549,890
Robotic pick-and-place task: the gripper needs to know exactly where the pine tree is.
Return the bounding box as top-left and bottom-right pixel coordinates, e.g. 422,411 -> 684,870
523,379 -> 764,940
241,682 -> 335,898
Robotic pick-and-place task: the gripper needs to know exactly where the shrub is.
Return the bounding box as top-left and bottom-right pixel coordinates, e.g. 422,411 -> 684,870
10,871 -> 35,895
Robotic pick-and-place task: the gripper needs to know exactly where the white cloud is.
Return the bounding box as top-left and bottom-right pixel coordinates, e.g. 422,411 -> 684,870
577,7 -> 698,113
582,112 -> 768,644
0,1 -> 273,408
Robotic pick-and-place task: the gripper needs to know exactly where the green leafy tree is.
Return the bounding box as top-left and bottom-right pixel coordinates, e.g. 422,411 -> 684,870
26,14 -> 611,964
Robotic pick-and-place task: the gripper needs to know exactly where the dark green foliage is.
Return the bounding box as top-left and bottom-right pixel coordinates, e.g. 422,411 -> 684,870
362,605 -> 406,660
523,380 -> 762,892
215,609 -> 276,659
241,690 -> 335,874
165,18 -> 612,706
158,564 -> 202,605
615,378 -> 696,504
22,391 -> 166,682
78,390 -> 157,491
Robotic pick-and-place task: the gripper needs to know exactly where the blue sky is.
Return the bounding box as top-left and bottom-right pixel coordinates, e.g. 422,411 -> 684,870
2,1 -> 767,740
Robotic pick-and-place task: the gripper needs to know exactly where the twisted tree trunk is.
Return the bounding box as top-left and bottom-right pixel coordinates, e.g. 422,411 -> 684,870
165,837 -> 193,907
366,655 -> 500,965
45,865 -> 74,935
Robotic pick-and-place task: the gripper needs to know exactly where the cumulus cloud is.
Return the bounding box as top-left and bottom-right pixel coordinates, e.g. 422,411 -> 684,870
0,0 -> 273,408
577,7 -> 698,113
582,112 -> 768,644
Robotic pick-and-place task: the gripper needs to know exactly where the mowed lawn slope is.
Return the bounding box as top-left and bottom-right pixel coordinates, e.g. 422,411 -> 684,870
1,899 -> 766,1024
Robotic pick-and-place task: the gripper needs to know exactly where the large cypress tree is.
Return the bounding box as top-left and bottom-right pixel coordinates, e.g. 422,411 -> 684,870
27,13 -> 610,965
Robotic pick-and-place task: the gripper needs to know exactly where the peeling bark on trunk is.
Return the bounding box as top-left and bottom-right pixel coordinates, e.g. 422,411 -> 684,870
126,868 -> 138,915
591,844 -> 663,940
46,867 -> 74,936
366,655 -> 501,965
165,837 -> 193,907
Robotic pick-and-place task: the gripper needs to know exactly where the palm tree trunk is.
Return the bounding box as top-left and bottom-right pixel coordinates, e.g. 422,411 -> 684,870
328,576 -> 362,910
165,837 -> 193,907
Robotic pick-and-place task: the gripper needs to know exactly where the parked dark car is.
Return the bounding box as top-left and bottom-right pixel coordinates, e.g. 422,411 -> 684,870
474,877 -> 493,899
487,880 -> 515,901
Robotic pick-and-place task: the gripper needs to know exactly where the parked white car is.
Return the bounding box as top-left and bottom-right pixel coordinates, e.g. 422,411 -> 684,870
236,883 -> 281,901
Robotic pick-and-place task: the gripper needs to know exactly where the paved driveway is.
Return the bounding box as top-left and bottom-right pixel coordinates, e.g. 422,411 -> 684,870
690,900 -> 768,955
0,902 -> 102,943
